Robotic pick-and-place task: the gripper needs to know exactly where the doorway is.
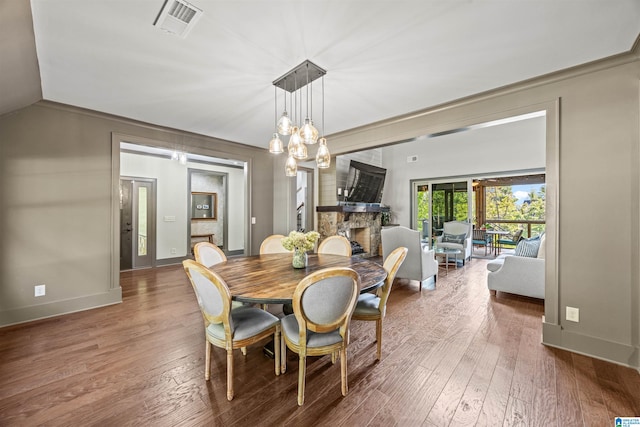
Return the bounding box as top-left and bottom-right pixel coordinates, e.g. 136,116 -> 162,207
120,177 -> 156,270
294,168 -> 314,232
412,178 -> 472,247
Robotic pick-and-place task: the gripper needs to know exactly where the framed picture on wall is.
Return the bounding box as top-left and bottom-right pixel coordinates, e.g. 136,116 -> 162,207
191,192 -> 217,220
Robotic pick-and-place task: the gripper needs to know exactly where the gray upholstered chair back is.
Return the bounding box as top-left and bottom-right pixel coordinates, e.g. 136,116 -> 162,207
302,276 -> 355,326
293,267 -> 360,335
194,242 -> 227,267
183,260 -> 233,331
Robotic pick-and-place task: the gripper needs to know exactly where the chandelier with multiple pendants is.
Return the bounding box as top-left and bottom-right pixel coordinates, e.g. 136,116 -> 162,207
268,60 -> 330,176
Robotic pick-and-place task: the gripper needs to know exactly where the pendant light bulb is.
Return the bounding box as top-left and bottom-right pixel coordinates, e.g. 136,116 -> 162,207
294,139 -> 308,160
285,154 -> 297,176
316,137 -> 331,168
300,118 -> 319,144
269,133 -> 283,154
287,137 -> 295,155
277,111 -> 292,135
289,126 -> 301,147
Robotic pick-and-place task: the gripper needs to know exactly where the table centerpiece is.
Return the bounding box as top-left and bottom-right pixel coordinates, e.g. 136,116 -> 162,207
282,230 -> 320,268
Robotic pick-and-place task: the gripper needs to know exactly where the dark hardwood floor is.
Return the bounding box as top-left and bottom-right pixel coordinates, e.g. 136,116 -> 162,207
1,257 -> 639,426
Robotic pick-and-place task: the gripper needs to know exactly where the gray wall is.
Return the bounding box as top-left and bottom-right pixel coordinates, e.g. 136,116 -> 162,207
381,116 -> 546,226
0,102 -> 274,326
324,51 -> 640,369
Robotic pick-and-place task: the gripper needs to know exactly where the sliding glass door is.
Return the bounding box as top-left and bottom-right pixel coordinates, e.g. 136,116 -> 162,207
411,178 -> 472,247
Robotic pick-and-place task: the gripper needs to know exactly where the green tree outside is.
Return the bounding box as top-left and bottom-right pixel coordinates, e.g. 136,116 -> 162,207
485,185 -> 546,237
415,183 -> 545,239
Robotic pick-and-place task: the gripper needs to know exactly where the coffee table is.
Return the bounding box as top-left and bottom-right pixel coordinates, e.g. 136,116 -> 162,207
434,247 -> 462,275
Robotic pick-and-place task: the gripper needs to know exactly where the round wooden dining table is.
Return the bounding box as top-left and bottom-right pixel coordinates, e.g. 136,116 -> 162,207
209,253 -> 387,304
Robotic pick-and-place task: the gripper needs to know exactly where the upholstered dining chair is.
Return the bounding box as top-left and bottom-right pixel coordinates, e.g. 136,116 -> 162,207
194,241 -> 227,267
281,267 -> 360,406
259,234 -> 291,254
317,235 -> 352,257
182,260 -> 281,401
194,241 -> 246,310
352,246 -> 407,360
259,234 -> 293,313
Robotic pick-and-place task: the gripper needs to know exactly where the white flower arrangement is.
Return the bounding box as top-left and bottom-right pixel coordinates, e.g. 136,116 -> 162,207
281,230 -> 320,252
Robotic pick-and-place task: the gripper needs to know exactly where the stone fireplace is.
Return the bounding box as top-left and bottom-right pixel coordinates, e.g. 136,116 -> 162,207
349,226 -> 370,254
317,204 -> 389,257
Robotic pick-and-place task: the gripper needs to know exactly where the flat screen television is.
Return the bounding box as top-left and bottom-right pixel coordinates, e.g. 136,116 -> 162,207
345,160 -> 386,204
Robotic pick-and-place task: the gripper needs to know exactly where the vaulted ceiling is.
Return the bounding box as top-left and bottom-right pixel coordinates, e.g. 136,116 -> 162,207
2,1 -> 639,150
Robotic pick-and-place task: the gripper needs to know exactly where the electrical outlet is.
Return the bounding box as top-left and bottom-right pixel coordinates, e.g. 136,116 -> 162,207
34,284 -> 46,297
566,306 -> 579,322
170,248 -> 177,254
251,217 -> 256,224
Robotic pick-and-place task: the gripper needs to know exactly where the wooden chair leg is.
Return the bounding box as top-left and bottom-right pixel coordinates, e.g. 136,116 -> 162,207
376,318 -> 383,361
205,340 -> 211,380
298,356 -> 306,406
340,347 -> 348,396
226,348 -> 234,401
274,327 -> 281,376
241,347 -> 247,356
281,337 -> 287,374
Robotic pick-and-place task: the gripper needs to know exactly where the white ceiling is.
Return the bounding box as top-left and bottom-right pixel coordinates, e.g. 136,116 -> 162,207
29,0 -> 640,150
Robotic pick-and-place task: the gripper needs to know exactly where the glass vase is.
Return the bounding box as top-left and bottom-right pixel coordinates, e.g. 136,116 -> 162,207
292,249 -> 307,269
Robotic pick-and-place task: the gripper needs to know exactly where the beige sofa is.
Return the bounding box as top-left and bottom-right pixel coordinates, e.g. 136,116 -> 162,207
486,234 -> 545,299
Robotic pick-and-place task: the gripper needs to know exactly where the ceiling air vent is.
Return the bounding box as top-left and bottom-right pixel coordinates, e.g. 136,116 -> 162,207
153,0 -> 203,38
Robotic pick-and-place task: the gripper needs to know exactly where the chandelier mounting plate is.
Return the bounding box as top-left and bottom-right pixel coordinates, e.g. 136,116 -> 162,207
273,60 -> 326,92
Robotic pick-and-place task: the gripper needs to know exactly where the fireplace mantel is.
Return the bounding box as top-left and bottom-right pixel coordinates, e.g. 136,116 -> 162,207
316,204 -> 389,221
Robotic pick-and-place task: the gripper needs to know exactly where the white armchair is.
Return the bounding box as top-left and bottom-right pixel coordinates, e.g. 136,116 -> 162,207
436,221 -> 473,265
381,226 -> 438,291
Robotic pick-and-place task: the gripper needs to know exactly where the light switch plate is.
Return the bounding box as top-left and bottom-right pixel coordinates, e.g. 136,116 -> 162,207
35,284 -> 46,297
566,306 -> 579,322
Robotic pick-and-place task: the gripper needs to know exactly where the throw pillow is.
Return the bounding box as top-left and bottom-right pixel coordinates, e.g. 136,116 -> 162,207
537,233 -> 546,259
514,237 -> 540,258
442,233 -> 466,244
